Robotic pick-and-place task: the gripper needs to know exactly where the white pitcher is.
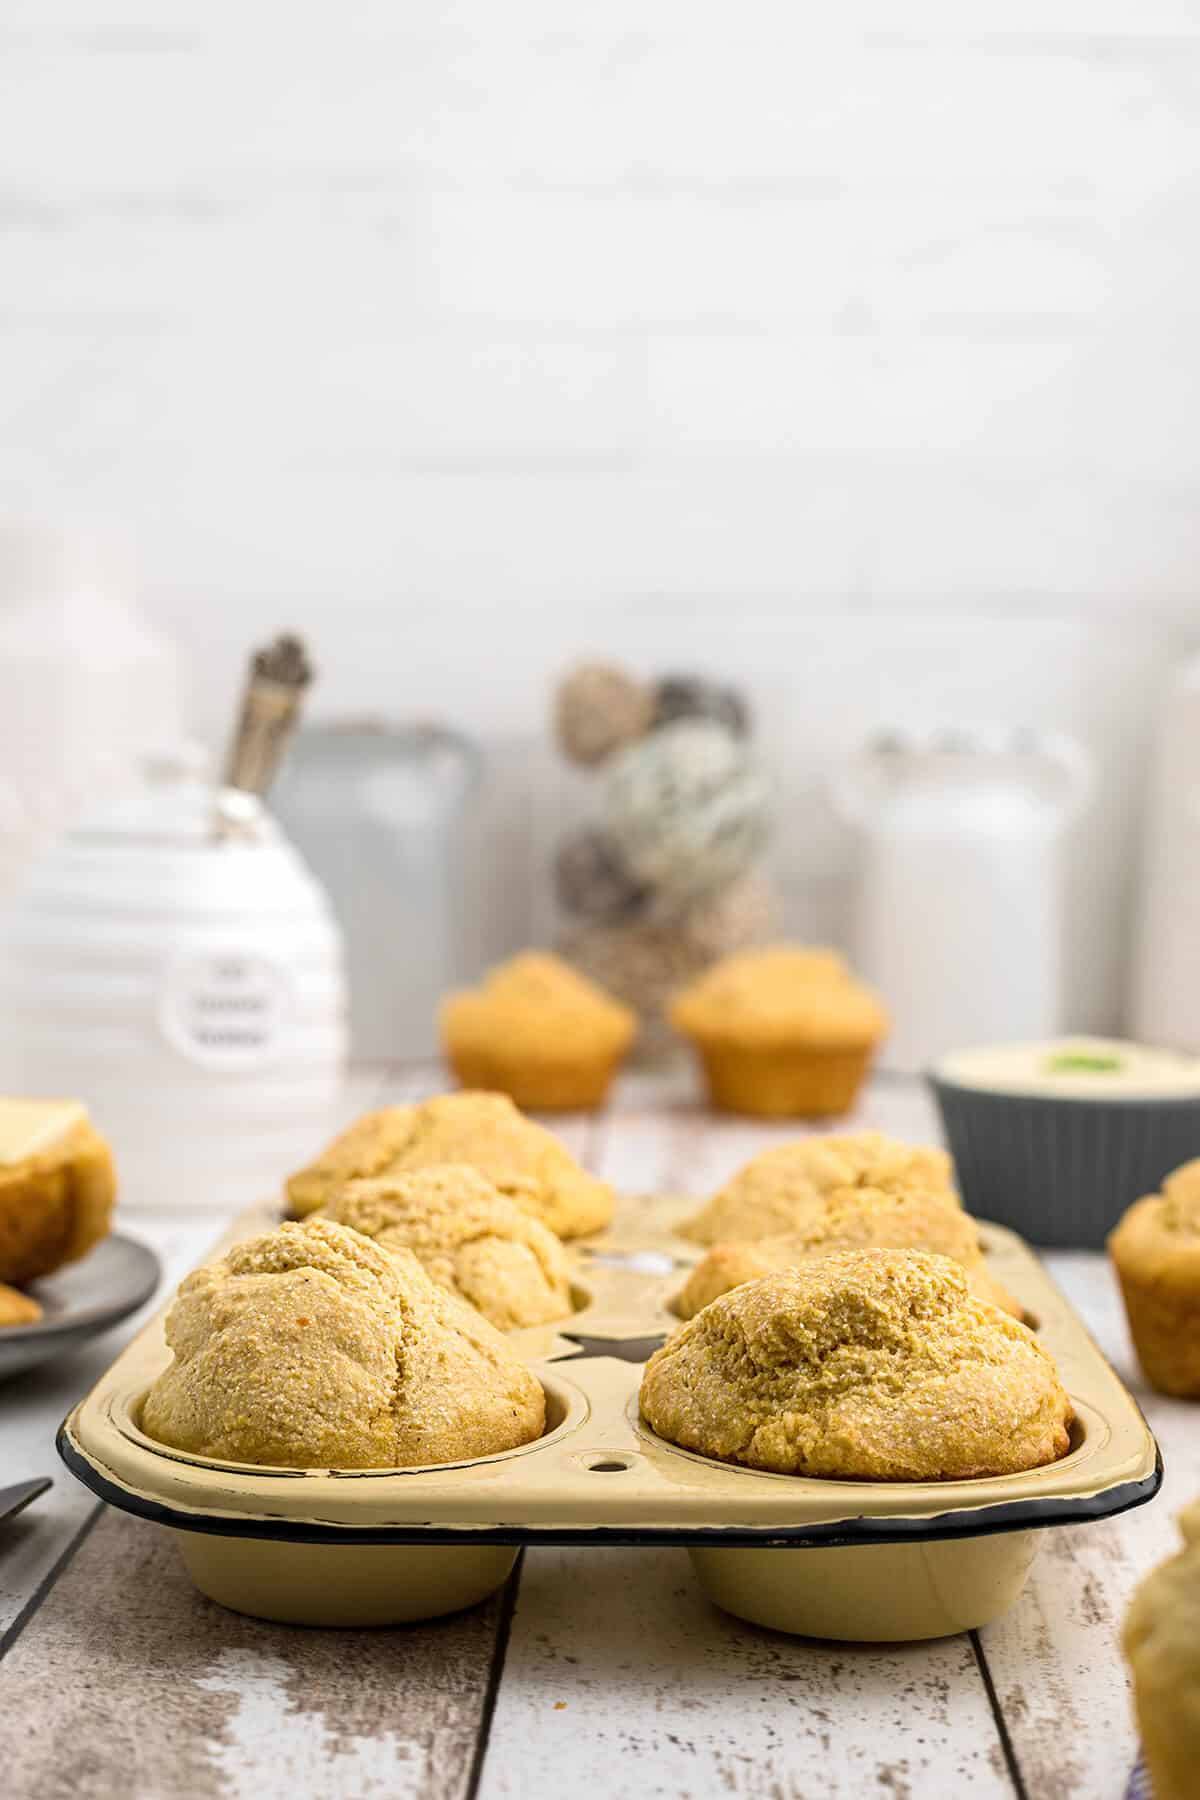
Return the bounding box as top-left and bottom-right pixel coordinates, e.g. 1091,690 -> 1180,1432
833,730 -> 1091,1072
0,753 -> 347,1211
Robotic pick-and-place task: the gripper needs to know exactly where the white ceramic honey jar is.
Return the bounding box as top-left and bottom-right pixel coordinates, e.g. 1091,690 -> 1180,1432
0,751 -> 347,1211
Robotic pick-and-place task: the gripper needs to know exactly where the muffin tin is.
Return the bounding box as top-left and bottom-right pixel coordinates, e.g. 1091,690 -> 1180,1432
59,1194 -> 1161,1640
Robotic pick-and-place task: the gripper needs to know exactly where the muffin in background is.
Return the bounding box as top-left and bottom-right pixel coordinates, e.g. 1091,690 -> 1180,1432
286,1090 -> 615,1239
320,1163 -> 574,1332
641,1248 -> 1072,1481
1109,1158 -> 1200,1397
440,951 -> 636,1111
671,1181 -> 1021,1320
0,1098 -> 116,1287
670,945 -> 888,1118
680,1130 -> 956,1245
141,1219 -> 546,1469
1123,1498 -> 1200,1800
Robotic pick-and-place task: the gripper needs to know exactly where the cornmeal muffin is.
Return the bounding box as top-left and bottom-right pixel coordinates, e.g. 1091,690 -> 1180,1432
142,1220 -> 546,1469
680,1131 -> 957,1245
0,1282 -> 42,1327
1123,1499 -> 1200,1800
670,945 -> 889,1118
1109,1159 -> 1200,1396
286,1091 -> 614,1239
640,1248 -> 1072,1480
0,1098 -> 116,1286
671,1183 -> 1021,1320
440,952 -> 636,1111
320,1164 -> 574,1332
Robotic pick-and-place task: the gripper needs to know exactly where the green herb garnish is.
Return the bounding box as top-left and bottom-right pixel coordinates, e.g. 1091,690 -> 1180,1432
1044,1051 -> 1123,1074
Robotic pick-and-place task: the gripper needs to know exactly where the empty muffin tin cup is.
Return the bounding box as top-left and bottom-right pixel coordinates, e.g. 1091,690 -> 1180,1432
59,1199 -> 1161,1638
176,1536 -> 518,1628
690,1533 -> 1038,1641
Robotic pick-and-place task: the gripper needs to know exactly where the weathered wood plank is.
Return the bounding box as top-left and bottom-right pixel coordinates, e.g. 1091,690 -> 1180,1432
478,1103 -> 1016,1800
980,1251 -> 1200,1800
0,1508 -> 509,1800
479,1544 -> 1012,1800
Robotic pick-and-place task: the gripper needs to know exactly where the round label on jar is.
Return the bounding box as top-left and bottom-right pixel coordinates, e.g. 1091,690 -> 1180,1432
159,950 -> 293,1068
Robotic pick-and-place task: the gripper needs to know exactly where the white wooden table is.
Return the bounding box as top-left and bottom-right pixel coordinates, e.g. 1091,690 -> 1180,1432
1,1064 -> 1193,1800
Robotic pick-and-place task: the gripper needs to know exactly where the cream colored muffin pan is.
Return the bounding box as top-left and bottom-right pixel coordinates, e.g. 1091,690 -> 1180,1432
59,1196 -> 1161,1639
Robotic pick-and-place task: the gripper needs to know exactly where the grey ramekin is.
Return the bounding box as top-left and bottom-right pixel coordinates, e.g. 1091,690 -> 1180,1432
928,1075 -> 1200,1249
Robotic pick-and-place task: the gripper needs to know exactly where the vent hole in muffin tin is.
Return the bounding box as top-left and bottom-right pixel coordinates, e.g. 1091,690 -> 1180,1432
587,1457 -> 633,1473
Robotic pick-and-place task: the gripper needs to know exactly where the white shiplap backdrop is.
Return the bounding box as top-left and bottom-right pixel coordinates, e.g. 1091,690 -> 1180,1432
3,1 -> 1200,1022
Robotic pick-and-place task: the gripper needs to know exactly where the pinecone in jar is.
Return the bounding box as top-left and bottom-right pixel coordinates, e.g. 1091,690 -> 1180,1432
560,919 -> 710,1058
555,663 -> 654,767
604,719 -> 770,903
554,826 -> 647,922
681,871 -> 780,959
652,674 -> 749,738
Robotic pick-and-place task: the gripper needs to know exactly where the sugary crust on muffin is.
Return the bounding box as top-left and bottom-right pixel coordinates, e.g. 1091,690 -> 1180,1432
670,946 -> 889,1051
321,1164 -> 573,1332
287,1092 -> 614,1238
440,952 -> 636,1061
141,1219 -> 546,1469
1124,1523 -> 1200,1800
0,1281 -> 42,1326
680,1132 -> 957,1245
671,1183 -> 1021,1320
641,1248 -> 1072,1480
0,1116 -> 116,1286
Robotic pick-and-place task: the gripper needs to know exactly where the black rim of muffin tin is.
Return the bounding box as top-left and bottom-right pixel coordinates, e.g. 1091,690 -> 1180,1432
56,1423 -> 1161,1549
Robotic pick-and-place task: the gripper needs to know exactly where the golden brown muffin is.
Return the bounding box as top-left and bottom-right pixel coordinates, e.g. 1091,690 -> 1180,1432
671,1183 -> 1021,1320
142,1219 -> 546,1469
1123,1500 -> 1200,1800
680,1130 -> 956,1245
440,952 -> 636,1111
319,1164 -> 574,1332
670,945 -> 889,1118
0,1282 -> 42,1327
287,1091 -> 614,1239
640,1248 -> 1072,1480
0,1099 -> 116,1286
1109,1159 -> 1200,1397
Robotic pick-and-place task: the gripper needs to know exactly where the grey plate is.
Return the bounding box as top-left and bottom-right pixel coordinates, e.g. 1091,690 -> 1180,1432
0,1236 -> 161,1380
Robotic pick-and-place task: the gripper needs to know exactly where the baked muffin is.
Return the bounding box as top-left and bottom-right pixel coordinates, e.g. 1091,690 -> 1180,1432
0,1098 -> 116,1286
671,1183 -> 1021,1320
0,1282 -> 42,1327
440,952 -> 636,1110
287,1091 -> 614,1239
1123,1499 -> 1200,1800
670,945 -> 889,1118
320,1164 -> 574,1332
640,1248 -> 1072,1479
1109,1158 -> 1200,1396
142,1219 -> 546,1469
680,1131 -> 956,1245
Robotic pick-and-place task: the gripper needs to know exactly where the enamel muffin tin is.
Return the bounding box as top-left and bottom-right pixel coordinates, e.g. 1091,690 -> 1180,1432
59,1195 -> 1161,1640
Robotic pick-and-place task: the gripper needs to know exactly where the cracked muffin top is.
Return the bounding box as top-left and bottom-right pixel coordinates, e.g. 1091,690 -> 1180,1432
1109,1158 -> 1200,1293
671,1183 -> 1020,1320
286,1091 -> 614,1238
640,1248 -> 1072,1480
440,952 -> 635,1059
680,1131 -> 957,1245
320,1164 -> 573,1332
670,945 -> 888,1049
141,1219 -> 546,1468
